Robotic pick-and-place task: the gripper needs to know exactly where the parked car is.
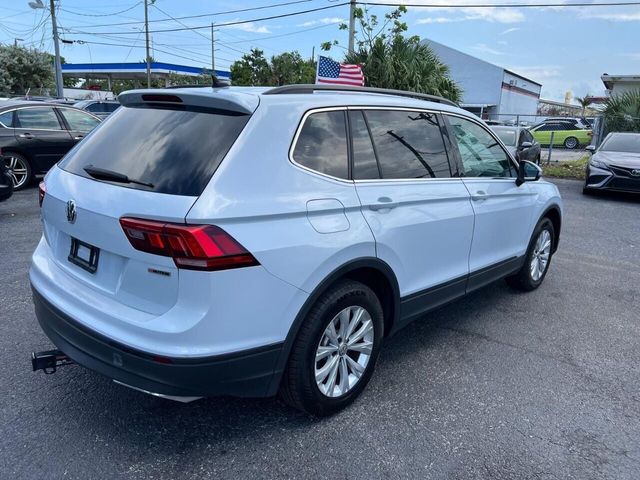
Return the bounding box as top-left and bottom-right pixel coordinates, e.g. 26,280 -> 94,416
0,157 -> 13,202
543,117 -> 591,130
73,100 -> 120,120
30,85 -> 562,416
491,126 -> 542,163
584,132 -> 640,194
0,101 -> 101,190
530,120 -> 592,149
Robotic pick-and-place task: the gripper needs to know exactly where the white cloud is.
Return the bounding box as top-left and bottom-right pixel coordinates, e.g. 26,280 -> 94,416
471,43 -> 505,56
506,65 -> 563,81
579,11 -> 640,21
501,27 -> 520,35
416,17 -> 459,24
227,21 -> 271,34
297,17 -> 345,27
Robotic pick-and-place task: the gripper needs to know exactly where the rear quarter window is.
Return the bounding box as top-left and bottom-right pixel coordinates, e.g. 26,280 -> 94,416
59,105 -> 250,196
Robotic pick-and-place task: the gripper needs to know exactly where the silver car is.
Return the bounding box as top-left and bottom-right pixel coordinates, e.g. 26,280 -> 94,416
584,132 -> 640,194
491,126 -> 542,164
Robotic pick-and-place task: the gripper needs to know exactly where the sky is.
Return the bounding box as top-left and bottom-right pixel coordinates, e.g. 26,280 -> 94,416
0,0 -> 639,102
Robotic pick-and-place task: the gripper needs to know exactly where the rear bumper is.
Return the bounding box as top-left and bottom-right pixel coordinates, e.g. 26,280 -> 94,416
32,287 -> 283,398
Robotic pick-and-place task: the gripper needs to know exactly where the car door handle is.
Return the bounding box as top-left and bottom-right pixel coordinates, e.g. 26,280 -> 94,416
471,191 -> 488,201
18,133 -> 34,139
73,135 -> 84,140
369,197 -> 398,211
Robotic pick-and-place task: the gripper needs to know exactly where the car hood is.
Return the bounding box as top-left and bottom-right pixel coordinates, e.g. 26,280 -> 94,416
594,151 -> 640,167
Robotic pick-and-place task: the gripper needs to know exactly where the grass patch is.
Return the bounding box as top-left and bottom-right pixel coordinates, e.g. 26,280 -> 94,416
542,155 -> 589,180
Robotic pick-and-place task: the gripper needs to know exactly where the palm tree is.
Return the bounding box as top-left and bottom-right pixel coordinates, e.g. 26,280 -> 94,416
344,36 -> 463,103
574,94 -> 593,117
603,89 -> 640,134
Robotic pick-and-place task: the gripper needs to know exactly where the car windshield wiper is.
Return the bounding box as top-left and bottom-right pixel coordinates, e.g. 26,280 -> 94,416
83,165 -> 154,189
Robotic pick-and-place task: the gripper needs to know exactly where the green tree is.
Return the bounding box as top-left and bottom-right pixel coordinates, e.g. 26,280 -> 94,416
0,45 -> 55,95
603,89 -> 640,134
574,94 -> 593,117
270,51 -> 316,85
230,48 -> 271,86
321,6 -> 462,102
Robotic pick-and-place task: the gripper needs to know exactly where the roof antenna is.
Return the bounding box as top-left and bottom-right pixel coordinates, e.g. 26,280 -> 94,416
211,74 -> 230,88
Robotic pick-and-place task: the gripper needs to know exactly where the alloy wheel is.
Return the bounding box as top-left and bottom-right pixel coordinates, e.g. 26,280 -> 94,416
314,306 -> 374,398
4,156 -> 29,189
530,229 -> 552,281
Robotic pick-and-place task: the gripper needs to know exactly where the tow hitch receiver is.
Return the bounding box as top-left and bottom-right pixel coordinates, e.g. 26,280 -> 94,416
31,349 -> 74,374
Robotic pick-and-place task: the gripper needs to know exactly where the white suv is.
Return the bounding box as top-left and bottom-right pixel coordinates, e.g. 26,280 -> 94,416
30,85 -> 562,415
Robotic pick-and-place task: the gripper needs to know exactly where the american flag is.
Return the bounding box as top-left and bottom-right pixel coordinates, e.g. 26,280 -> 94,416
316,56 -> 364,87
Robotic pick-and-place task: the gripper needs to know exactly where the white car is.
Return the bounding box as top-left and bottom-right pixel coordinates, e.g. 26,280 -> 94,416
30,85 -> 562,415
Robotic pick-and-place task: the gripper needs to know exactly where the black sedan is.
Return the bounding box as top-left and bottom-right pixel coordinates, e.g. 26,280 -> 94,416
0,101 -> 101,190
491,125 -> 542,164
584,132 -> 640,194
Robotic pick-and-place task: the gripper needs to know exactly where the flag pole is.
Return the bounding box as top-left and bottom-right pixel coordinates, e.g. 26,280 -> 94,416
315,54 -> 321,84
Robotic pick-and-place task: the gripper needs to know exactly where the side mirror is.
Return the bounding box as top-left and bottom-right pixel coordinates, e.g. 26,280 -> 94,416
516,160 -> 542,186
585,145 -> 596,152
519,141 -> 533,150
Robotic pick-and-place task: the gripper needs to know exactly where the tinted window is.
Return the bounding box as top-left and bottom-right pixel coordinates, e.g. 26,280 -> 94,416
292,110 -> 348,179
446,115 -> 514,178
105,103 -> 119,113
15,107 -> 62,130
60,105 -> 250,196
364,110 -> 451,179
0,110 -> 13,127
600,134 -> 640,153
349,110 -> 379,180
85,103 -> 101,112
522,130 -> 534,143
59,108 -> 100,133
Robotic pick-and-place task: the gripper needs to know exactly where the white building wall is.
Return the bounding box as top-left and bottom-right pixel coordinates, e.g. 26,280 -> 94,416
498,71 -> 542,122
610,82 -> 640,95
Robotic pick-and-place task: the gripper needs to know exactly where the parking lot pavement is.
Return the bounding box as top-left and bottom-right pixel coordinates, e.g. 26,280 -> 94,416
1,179 -> 638,480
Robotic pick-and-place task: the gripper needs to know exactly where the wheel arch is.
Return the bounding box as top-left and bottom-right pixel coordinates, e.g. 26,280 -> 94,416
266,257 -> 400,396
541,205 -> 562,253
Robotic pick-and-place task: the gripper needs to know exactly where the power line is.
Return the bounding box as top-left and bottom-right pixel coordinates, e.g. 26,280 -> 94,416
60,2 -> 142,17
59,0 -> 314,29
359,1 -> 640,7
59,3 -> 349,35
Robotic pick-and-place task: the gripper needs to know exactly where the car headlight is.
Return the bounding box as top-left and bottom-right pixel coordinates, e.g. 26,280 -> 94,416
589,157 -> 609,170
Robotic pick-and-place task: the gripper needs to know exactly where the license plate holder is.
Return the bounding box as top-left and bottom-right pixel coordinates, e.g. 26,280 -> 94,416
68,237 -> 100,274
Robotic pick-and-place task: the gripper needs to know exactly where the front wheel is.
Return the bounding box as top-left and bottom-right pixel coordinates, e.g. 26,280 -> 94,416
506,218 -> 555,291
563,136 -> 579,149
4,153 -> 32,190
280,280 -> 384,416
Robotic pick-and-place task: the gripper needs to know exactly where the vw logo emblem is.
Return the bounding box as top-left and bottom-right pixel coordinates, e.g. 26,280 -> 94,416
631,169 -> 640,177
66,200 -> 77,224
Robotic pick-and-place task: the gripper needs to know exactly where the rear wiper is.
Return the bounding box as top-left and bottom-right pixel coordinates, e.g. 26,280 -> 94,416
83,165 -> 154,189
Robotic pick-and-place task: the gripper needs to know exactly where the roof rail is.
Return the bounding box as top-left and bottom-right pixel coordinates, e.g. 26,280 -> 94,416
262,84 -> 458,107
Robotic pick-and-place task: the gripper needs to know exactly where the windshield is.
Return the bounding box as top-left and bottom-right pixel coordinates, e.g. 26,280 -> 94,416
599,134 -> 640,154
60,105 -> 250,196
494,129 -> 517,146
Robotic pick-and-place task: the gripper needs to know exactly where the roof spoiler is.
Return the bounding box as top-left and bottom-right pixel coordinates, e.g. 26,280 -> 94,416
117,88 -> 257,115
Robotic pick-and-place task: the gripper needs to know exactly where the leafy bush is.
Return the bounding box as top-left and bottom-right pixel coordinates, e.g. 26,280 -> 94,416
603,89 -> 640,134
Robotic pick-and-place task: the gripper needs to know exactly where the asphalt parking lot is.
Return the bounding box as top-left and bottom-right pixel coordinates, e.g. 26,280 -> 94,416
1,179 -> 638,479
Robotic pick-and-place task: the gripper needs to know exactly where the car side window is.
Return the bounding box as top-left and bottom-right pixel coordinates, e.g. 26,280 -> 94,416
446,115 -> 514,178
0,110 -> 13,128
85,103 -> 102,113
349,110 -> 380,180
363,109 -> 452,179
106,103 -> 119,113
292,110 -> 349,179
59,108 -> 100,133
523,130 -> 534,142
15,107 -> 62,130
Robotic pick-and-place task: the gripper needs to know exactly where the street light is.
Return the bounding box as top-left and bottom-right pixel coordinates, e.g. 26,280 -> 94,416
29,0 -> 64,99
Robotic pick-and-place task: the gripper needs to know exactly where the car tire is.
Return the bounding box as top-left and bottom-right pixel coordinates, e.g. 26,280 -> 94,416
506,217 -> 555,292
280,280 -> 384,416
563,136 -> 579,149
4,153 -> 32,191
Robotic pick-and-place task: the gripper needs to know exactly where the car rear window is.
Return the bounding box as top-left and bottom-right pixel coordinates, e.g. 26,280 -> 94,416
60,105 -> 249,196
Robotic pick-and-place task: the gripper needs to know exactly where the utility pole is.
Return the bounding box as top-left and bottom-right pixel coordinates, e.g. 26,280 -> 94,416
211,23 -> 215,75
49,0 -> 64,98
144,0 -> 151,88
348,0 -> 356,54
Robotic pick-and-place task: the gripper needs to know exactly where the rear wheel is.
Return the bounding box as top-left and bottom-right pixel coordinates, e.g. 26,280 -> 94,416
564,136 -> 579,149
3,153 -> 31,190
280,280 -> 384,416
506,218 -> 555,291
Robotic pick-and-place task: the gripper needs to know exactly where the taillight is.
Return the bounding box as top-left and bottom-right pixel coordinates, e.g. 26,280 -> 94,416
119,217 -> 259,271
38,181 -> 46,207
